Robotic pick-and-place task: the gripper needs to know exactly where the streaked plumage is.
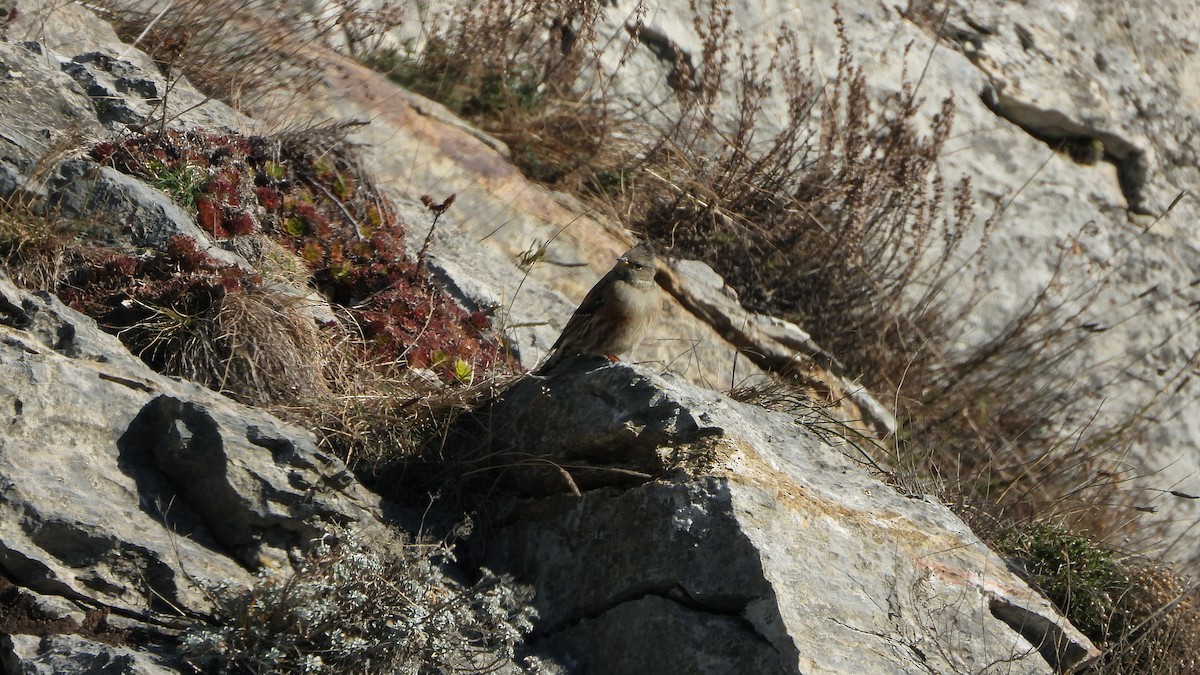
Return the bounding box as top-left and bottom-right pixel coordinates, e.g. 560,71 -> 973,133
536,242 -> 659,373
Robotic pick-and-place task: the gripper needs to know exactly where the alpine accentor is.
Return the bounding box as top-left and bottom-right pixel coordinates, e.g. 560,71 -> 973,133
536,241 -> 659,373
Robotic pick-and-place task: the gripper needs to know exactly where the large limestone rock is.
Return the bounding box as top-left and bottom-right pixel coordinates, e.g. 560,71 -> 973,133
465,363 -> 1100,674
0,272 -> 384,620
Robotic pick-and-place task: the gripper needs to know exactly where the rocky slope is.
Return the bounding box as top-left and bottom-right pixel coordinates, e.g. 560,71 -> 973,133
277,0 -> 1200,567
0,266 -> 1098,671
0,0 -> 1166,671
593,0 -> 1200,566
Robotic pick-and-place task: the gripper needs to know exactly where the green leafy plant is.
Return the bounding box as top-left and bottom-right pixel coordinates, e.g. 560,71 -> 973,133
999,522 -> 1131,641
997,522 -> 1200,674
147,160 -> 208,208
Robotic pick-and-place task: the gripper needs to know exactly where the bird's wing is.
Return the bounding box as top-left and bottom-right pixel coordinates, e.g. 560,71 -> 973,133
548,268 -> 618,351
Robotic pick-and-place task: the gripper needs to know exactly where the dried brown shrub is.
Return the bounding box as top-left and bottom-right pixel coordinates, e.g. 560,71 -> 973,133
89,0 -> 329,111
363,0 -> 641,191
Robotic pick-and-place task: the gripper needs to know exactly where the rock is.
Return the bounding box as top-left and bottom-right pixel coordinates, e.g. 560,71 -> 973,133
0,158 -> 39,203
450,356 -> 716,495
0,272 -> 385,620
0,39 -> 103,175
60,51 -> 164,128
9,0 -> 247,133
1,633 -> 181,675
0,11 -> 258,274
930,1 -> 1184,215
44,159 -> 250,268
471,364 -> 1100,674
662,258 -> 896,438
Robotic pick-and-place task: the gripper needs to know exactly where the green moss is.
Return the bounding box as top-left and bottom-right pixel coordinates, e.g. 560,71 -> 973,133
262,160 -> 286,180
283,216 -> 306,237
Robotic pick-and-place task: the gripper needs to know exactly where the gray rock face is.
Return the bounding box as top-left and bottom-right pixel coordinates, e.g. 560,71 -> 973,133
0,39 -> 103,202
0,3 -> 252,271
0,272 -> 384,620
664,258 -> 895,437
8,0 -> 246,133
60,50 -> 164,128
45,158 -> 250,268
474,364 -> 1099,674
928,0 -> 1192,216
2,633 -> 180,675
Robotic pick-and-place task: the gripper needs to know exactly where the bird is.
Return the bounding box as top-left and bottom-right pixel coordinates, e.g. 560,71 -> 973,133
535,241 -> 660,374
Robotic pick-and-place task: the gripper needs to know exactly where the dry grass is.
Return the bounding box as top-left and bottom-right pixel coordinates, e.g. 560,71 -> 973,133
0,210 -> 72,290
88,0 -> 333,113
297,340 -> 518,482
126,287 -> 331,407
363,0 -> 642,191
1091,561 -> 1200,674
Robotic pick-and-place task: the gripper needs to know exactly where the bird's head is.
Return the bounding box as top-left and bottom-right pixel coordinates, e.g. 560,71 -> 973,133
618,241 -> 657,281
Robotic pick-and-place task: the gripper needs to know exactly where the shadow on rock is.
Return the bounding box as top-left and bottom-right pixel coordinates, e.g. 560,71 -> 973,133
441,358 -> 721,497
